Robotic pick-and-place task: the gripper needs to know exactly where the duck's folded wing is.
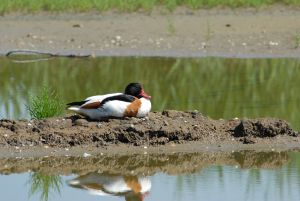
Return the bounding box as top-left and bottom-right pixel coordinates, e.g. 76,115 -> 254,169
85,93 -> 122,102
66,93 -> 123,109
100,94 -> 136,107
81,93 -> 126,109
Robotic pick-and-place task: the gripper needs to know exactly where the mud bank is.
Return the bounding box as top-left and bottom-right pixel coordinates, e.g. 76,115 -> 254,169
0,111 -> 298,151
1,6 -> 300,58
0,151 -> 289,175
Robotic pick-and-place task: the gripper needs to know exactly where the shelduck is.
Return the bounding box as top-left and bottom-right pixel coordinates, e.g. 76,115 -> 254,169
66,83 -> 151,120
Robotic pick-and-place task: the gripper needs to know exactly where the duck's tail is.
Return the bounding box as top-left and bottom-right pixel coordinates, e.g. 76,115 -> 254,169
67,106 -> 81,112
67,106 -> 87,117
66,100 -> 88,111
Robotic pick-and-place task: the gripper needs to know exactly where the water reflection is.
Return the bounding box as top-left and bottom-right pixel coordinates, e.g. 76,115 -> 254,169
28,173 -> 62,201
233,151 -> 289,169
2,151 -> 300,201
0,151 -> 290,175
68,173 -> 151,201
0,57 -> 300,129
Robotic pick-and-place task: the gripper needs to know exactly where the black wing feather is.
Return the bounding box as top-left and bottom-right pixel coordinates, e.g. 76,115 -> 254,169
66,100 -> 88,106
100,94 -> 136,106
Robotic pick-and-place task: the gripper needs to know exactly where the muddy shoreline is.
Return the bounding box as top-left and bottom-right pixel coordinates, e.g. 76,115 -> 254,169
1,6 -> 300,58
0,111 -> 299,157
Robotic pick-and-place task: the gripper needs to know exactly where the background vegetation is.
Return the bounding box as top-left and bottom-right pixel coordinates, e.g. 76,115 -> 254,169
0,56 -> 299,129
0,0 -> 300,14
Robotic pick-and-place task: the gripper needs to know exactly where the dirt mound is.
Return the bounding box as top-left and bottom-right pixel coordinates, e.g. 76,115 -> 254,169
0,110 -> 298,148
234,119 -> 297,138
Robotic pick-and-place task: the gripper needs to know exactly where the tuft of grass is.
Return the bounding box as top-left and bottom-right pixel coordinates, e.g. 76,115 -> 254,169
28,172 -> 62,201
294,35 -> 300,49
205,20 -> 213,42
167,18 -> 176,36
27,87 -> 64,119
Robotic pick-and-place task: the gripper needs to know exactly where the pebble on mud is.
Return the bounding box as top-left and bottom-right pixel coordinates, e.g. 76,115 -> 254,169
115,35 -> 122,41
269,41 -> 279,46
111,35 -> 123,46
83,153 -> 91,157
26,33 -> 38,39
68,38 -> 75,42
72,24 -> 82,28
74,119 -> 88,127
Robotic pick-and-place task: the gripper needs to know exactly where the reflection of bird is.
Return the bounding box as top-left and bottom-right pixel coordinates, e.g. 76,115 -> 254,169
66,83 -> 151,120
68,173 -> 151,201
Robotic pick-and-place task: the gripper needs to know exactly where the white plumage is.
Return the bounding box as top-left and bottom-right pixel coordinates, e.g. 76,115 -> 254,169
67,83 -> 151,120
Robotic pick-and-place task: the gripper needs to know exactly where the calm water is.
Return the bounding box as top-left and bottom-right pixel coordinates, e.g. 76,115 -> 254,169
1,151 -> 300,201
1,56 -> 300,201
0,56 -> 300,129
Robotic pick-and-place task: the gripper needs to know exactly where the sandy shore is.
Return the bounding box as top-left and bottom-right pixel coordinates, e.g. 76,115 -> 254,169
1,6 -> 300,58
